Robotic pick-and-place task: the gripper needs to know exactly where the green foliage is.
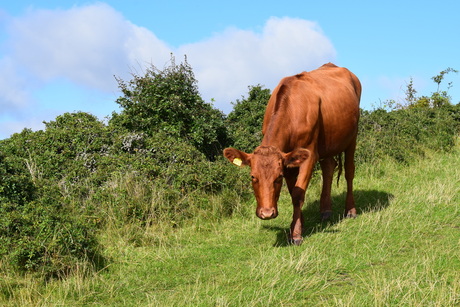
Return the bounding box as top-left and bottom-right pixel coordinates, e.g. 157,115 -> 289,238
410,67 -> 457,109
92,128 -> 248,196
1,112 -> 112,182
0,112 -> 114,277
0,114 -> 243,279
357,105 -> 460,164
0,162 -> 102,279
431,67 -> 458,92
381,67 -> 458,111
112,56 -> 228,159
227,85 -> 270,152
88,163 -> 250,235
0,152 -> 36,206
358,67 -> 460,164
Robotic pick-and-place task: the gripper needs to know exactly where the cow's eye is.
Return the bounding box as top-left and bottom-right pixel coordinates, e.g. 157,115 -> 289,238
251,176 -> 258,183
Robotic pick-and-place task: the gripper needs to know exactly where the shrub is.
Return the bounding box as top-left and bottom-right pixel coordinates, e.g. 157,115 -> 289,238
0,112 -> 112,182
0,152 -> 36,206
0,166 -> 103,279
112,56 -> 228,159
227,85 -> 270,152
357,105 -> 460,165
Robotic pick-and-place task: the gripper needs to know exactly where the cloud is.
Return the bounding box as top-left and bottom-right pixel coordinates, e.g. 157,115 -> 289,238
7,3 -> 171,91
179,17 -> 336,112
0,3 -> 171,138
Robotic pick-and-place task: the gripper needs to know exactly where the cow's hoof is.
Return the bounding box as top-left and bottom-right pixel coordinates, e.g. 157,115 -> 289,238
321,211 -> 333,221
290,237 -> 303,246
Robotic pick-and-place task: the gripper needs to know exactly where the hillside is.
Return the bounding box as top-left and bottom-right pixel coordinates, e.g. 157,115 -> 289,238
2,143 -> 459,306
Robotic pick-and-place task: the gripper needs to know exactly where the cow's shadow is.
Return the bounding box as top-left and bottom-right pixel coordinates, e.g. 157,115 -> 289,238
263,189 -> 393,247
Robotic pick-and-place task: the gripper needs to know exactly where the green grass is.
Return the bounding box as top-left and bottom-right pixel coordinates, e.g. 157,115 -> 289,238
1,146 -> 459,306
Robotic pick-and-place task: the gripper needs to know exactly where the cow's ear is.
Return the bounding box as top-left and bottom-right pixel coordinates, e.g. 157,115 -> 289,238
223,148 -> 251,167
283,148 -> 310,168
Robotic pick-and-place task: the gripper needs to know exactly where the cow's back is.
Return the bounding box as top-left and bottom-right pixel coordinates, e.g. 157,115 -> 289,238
262,63 -> 361,157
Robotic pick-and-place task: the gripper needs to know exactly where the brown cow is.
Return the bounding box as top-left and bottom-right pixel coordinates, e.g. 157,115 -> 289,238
224,63 -> 361,245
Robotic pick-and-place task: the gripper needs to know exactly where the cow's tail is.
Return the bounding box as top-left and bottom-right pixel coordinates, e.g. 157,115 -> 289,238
336,153 -> 343,187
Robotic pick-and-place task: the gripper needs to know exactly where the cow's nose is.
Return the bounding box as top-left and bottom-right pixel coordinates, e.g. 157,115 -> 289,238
258,208 -> 277,220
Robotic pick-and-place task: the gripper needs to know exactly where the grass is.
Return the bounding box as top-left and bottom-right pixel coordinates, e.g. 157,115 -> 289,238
1,146 -> 459,306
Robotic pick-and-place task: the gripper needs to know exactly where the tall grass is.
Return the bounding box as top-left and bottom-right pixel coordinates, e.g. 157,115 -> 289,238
1,143 -> 459,306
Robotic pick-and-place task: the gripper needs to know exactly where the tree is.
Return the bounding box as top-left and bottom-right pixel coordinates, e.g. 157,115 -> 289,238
408,67 -> 458,109
404,77 -> 418,106
431,67 -> 458,93
111,55 -> 228,159
227,85 -> 271,152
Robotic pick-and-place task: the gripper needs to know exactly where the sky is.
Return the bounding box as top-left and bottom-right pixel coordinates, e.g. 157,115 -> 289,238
1,0 -> 459,140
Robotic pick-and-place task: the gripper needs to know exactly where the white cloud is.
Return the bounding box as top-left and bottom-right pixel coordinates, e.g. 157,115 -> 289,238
0,3 -> 171,138
179,17 -> 336,112
8,3 -> 171,91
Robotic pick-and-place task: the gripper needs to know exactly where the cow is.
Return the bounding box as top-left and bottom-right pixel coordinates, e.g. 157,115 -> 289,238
224,63 -> 361,245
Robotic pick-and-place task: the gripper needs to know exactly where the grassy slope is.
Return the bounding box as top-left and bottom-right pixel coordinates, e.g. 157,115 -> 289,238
3,147 -> 460,306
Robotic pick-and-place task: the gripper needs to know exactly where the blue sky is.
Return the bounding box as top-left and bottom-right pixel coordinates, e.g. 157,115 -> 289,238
1,0 -> 459,139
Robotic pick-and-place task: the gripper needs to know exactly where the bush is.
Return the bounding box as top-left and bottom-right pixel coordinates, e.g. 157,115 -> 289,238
0,165 -> 103,279
357,105 -> 460,165
0,112 -> 112,182
0,152 -> 36,206
112,56 -> 228,159
227,85 -> 270,152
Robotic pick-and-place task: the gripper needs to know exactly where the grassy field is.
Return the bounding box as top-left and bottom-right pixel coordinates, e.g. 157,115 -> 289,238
2,145 -> 459,306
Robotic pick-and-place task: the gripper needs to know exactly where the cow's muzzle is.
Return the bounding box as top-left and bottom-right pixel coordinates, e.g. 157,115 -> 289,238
257,207 -> 278,220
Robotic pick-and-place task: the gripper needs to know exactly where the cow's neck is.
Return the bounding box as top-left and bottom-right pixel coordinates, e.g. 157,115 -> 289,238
260,116 -> 293,153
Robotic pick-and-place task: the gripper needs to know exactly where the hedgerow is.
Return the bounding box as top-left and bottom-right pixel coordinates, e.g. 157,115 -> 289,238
357,104 -> 460,164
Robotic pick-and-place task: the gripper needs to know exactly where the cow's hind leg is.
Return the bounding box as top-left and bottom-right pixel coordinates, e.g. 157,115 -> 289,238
319,157 -> 337,221
344,138 -> 357,218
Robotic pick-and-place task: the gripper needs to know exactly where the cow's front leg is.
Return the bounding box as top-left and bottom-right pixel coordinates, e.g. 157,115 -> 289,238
286,157 -> 316,245
289,187 -> 305,245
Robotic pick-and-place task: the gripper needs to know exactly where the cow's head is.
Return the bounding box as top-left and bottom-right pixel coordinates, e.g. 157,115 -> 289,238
224,145 -> 310,220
